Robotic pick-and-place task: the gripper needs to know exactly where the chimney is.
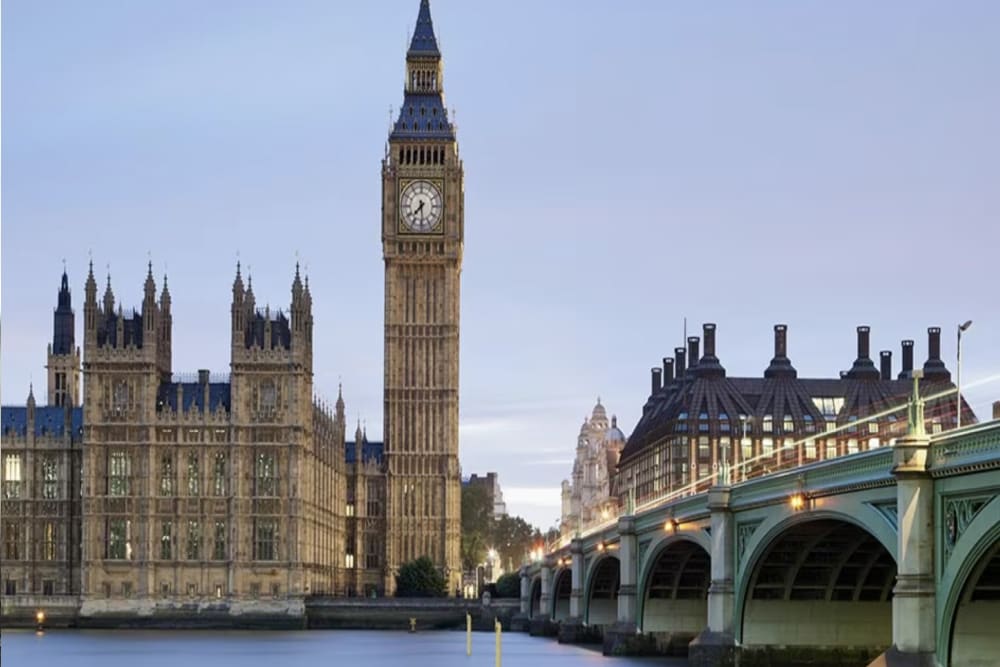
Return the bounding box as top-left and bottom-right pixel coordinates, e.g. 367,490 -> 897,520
922,327 -> 951,381
687,337 -> 700,373
696,323 -> 726,378
993,401 -> 1000,420
663,357 -> 674,383
198,369 -> 210,385
651,367 -> 662,395
880,351 -> 892,381
898,340 -> 914,379
675,347 -> 686,379
764,324 -> 797,379
847,326 -> 879,380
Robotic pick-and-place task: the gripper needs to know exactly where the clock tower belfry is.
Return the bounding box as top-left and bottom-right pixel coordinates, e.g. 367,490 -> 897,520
382,0 -> 464,594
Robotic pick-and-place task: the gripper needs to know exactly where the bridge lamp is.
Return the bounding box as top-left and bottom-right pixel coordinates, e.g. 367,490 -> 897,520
35,609 -> 45,631
596,541 -> 605,553
665,518 -> 679,533
789,493 -> 806,511
957,320 -> 972,429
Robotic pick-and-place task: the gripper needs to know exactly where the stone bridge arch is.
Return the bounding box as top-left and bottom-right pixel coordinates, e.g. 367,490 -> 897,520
735,510 -> 897,658
551,567 -> 572,621
636,533 -> 711,654
584,554 -> 620,627
938,493 -> 1000,667
528,575 -> 541,619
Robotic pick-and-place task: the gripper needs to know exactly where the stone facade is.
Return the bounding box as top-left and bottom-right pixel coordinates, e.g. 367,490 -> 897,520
560,399 -> 626,537
381,0 -> 463,594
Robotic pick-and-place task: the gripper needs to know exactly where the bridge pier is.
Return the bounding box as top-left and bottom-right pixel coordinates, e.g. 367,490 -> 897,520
557,538 -> 588,643
529,557 -> 557,636
870,425 -> 936,666
690,487 -> 736,667
604,516 -> 657,655
511,566 -> 530,632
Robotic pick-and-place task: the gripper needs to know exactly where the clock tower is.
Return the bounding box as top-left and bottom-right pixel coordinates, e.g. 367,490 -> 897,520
382,0 -> 464,594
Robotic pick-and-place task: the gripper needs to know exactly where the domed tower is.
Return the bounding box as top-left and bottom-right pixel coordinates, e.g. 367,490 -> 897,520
382,0 -> 465,595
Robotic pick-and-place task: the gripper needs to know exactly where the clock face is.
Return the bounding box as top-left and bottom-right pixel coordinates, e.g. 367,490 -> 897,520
400,180 -> 443,232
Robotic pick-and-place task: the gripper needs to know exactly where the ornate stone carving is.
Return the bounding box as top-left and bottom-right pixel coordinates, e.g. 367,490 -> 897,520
736,520 -> 762,572
943,494 -> 993,565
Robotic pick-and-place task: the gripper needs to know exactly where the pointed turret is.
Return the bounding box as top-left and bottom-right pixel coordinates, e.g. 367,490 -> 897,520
143,261 -> 156,303
391,0 -> 454,140
336,383 -> 345,421
355,419 -> 363,445
53,269 -> 75,355
160,273 -> 171,311
103,273 -> 115,314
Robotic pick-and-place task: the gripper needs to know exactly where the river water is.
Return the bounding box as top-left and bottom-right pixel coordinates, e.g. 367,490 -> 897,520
1,629 -> 687,667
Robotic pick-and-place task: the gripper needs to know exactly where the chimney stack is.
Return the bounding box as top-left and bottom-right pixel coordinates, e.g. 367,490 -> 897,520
846,326 -> 879,380
687,337 -> 700,373
922,327 -> 951,381
764,324 -> 797,379
663,357 -> 674,383
675,347 -> 686,379
696,323 -> 726,378
993,401 -> 1000,421
651,367 -> 662,395
703,324 -> 716,357
880,351 -> 892,381
899,340 -> 914,379
198,369 -> 210,385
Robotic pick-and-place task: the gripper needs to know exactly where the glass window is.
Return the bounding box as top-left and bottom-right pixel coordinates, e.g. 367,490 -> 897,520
847,438 -> 859,454
4,522 -> 20,560
160,454 -> 174,496
40,456 -> 58,499
42,522 -> 57,561
742,438 -> 753,461
783,415 -> 794,432
3,454 -> 22,499
108,451 -> 131,497
107,519 -> 130,560
762,415 -> 773,433
255,452 -> 276,497
345,553 -> 355,569
762,438 -> 774,456
826,441 -> 838,459
698,437 -> 710,458
213,521 -> 226,561
254,519 -> 277,561
187,452 -> 200,496
213,452 -> 227,496
161,521 -> 173,560
805,439 -> 817,459
186,520 -> 201,560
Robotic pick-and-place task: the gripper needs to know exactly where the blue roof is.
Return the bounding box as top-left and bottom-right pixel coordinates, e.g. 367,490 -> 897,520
345,439 -> 384,465
157,382 -> 231,413
1,405 -> 83,438
391,93 -> 454,140
407,0 -> 440,57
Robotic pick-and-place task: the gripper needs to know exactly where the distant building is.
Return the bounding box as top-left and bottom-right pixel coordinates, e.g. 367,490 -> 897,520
560,399 -> 626,537
464,472 -> 507,518
615,323 -> 976,509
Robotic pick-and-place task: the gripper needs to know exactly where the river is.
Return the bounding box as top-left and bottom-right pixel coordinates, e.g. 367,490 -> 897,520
1,629 -> 687,667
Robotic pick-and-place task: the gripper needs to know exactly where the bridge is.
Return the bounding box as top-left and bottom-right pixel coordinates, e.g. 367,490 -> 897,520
515,384 -> 1000,667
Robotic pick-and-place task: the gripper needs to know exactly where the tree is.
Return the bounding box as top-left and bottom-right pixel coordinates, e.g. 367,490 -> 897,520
461,483 -> 493,571
395,556 -> 447,598
495,572 -> 520,598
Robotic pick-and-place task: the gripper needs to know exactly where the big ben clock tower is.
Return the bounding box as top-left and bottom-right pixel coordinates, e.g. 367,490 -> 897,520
382,0 -> 463,594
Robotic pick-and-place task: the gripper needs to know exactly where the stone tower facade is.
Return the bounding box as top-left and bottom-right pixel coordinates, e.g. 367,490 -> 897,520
381,0 -> 464,593
47,270 -> 82,407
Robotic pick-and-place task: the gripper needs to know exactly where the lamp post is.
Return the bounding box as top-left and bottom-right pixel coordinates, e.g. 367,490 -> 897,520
957,320 -> 972,429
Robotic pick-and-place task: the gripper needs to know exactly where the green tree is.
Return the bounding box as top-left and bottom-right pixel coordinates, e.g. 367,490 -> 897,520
395,556 -> 447,598
461,483 -> 493,571
495,572 -> 520,598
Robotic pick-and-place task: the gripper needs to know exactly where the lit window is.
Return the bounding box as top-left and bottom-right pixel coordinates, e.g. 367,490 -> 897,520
42,522 -> 57,561
186,521 -> 201,560
160,454 -> 174,496
42,457 -> 58,499
255,452 -> 276,497
805,440 -> 817,459
345,553 -> 355,569
108,451 -> 131,497
868,422 -> 879,435
762,438 -> 774,456
161,521 -> 173,560
107,519 -> 131,560
3,454 -> 22,499
783,415 -> 794,432
762,415 -> 773,433
213,452 -> 227,496
213,521 -> 227,561
847,439 -> 859,454
187,453 -> 200,497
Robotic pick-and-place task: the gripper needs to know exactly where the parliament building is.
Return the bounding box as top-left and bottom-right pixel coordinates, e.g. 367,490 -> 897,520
1,0 -> 463,619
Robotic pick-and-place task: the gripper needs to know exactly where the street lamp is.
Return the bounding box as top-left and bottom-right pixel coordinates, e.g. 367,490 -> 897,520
957,320 -> 973,429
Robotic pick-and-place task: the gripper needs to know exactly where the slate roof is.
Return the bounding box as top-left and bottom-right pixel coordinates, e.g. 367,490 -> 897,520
345,439 -> 384,465
1,405 -> 83,438
407,0 -> 440,57
156,382 -> 232,413
390,0 -> 455,141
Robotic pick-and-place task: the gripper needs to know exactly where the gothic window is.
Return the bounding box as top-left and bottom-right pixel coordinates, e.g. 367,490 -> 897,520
187,452 -> 200,496
106,519 -> 130,560
160,453 -> 175,496
3,454 -> 22,499
42,456 -> 58,499
213,452 -> 227,496
4,522 -> 20,560
186,520 -> 201,560
213,520 -> 226,561
161,521 -> 173,560
260,380 -> 277,412
108,450 -> 131,496
254,519 -> 277,561
254,451 -> 276,497
345,553 -> 355,569
112,380 -> 129,415
42,522 -> 56,561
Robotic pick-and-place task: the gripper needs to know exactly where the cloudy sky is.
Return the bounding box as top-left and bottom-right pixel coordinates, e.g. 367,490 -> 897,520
3,1 -> 999,530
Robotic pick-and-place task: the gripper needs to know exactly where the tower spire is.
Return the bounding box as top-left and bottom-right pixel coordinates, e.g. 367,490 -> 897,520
407,0 -> 440,57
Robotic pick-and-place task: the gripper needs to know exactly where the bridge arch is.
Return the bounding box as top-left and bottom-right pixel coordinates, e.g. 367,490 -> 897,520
528,576 -> 541,619
939,494 -> 1000,667
735,512 -> 896,655
637,534 -> 711,653
551,567 -> 572,621
584,554 -> 620,627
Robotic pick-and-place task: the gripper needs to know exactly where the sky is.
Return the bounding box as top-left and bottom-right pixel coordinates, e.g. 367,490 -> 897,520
3,1 -> 999,531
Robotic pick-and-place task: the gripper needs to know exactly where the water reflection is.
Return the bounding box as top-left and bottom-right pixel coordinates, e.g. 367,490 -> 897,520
2,630 -> 684,667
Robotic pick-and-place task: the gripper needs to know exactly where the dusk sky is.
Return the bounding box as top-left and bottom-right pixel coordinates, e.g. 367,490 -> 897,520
3,1 -> 998,530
